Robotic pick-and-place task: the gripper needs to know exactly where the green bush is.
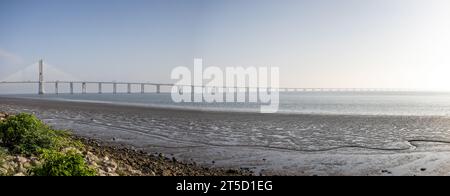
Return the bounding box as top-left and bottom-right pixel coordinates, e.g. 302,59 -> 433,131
31,149 -> 96,176
0,113 -> 81,155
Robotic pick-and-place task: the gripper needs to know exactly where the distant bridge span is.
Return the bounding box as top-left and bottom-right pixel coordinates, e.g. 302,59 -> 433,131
0,80 -> 414,94
0,60 -> 413,94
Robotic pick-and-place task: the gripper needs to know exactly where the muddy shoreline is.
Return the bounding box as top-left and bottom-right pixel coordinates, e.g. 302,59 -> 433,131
3,96 -> 450,176
0,111 -> 251,176
75,136 -> 252,176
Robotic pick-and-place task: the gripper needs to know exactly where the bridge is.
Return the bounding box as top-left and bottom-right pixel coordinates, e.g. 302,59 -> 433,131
0,60 -> 411,94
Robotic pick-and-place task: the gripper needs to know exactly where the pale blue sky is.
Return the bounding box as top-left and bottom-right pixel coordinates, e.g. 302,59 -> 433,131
1,0 -> 450,89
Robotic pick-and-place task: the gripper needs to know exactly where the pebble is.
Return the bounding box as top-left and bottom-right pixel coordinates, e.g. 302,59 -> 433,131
108,161 -> 118,170
90,162 -> 98,167
13,172 -> 25,176
162,170 -> 172,176
23,163 -> 32,169
15,156 -> 28,163
106,167 -> 114,173
17,164 -> 27,173
10,162 -> 18,168
31,160 -> 40,166
108,173 -> 119,176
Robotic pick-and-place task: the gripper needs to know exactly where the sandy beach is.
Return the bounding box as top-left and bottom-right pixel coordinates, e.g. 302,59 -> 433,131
2,96 -> 450,176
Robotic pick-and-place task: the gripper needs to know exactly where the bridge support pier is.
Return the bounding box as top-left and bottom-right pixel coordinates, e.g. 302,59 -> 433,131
245,87 -> 250,102
55,81 -> 59,95
38,59 -> 45,95
113,83 -> 117,94
98,83 -> 102,94
234,87 -> 238,102
141,84 -> 145,94
127,83 -> 131,94
156,85 -> 161,94
70,82 -> 74,94
82,82 -> 86,94
191,85 -> 195,101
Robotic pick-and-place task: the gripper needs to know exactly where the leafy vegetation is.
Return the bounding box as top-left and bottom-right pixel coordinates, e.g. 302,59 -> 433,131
0,113 -> 95,176
0,113 -> 81,155
31,149 -> 96,176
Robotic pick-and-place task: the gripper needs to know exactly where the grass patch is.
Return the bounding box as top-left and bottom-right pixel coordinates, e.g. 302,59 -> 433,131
0,113 -> 95,176
31,149 -> 96,176
0,113 -> 82,155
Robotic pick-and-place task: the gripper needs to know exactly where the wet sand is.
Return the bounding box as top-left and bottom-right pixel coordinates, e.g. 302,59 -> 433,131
2,96 -> 450,175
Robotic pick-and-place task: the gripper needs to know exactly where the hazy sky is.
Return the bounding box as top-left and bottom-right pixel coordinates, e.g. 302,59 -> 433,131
1,0 -> 450,89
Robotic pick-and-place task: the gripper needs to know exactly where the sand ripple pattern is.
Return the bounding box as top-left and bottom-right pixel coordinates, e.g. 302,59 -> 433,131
2,98 -> 450,153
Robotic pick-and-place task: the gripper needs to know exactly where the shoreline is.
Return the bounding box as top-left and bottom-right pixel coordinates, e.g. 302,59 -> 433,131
0,111 -> 251,176
75,136 -> 252,176
3,97 -> 450,175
